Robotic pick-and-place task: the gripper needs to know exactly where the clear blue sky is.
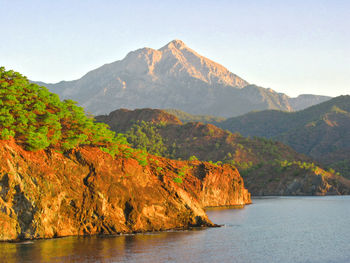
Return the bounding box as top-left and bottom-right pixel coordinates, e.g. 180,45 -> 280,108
1,0 -> 349,97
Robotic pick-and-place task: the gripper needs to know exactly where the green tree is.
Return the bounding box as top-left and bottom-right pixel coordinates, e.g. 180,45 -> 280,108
0,66 -> 128,155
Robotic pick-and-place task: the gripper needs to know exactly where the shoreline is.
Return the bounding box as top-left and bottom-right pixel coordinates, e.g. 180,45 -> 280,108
2,224 -> 222,244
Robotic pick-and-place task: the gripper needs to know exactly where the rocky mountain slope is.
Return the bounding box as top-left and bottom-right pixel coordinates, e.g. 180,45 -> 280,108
37,40 -> 331,117
96,108 -> 350,196
218,95 -> 350,178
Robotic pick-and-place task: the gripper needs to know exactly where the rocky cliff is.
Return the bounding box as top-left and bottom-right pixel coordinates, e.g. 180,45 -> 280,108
0,139 -> 250,241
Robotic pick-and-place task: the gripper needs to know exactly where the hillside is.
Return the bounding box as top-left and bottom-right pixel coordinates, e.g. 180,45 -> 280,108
219,95 -> 350,178
96,108 -> 350,195
37,40 -> 331,117
97,108 -> 182,133
164,109 -> 226,124
0,67 -> 251,241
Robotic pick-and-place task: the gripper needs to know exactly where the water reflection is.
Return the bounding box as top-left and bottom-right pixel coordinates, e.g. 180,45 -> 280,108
0,230 -> 206,263
1,196 -> 350,263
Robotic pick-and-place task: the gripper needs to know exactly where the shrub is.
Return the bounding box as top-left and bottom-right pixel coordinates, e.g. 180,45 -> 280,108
188,155 -> 198,161
173,177 -> 183,183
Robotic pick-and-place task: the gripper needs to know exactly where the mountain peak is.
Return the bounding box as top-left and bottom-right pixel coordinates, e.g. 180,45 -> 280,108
160,39 -> 187,50
40,40 -> 331,117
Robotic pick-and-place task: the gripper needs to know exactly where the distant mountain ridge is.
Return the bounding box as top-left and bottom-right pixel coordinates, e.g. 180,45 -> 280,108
218,95 -> 350,178
289,94 -> 333,111
37,40 -> 331,117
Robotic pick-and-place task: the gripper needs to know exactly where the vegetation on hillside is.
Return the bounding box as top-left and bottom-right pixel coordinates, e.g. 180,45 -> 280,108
219,95 -> 350,138
97,110 -> 313,169
125,120 -> 168,157
218,95 -> 350,178
164,109 -> 226,124
0,67 -> 135,159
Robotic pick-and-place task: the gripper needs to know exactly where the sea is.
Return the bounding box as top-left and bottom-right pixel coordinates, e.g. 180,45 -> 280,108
2,196 -> 350,263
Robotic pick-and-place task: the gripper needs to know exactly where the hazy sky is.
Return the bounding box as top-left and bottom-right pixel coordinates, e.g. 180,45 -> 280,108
1,0 -> 349,97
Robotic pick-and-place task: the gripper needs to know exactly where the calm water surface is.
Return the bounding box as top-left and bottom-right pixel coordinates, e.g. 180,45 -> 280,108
2,196 -> 350,263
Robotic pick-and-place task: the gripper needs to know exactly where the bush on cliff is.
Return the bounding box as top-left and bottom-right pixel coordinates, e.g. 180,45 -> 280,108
0,67 -> 126,153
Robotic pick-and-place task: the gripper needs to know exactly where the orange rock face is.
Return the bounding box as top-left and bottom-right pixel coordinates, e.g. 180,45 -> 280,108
0,140 -> 250,241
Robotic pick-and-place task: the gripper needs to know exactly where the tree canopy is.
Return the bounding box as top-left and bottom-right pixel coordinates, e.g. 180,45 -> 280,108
0,67 -> 126,153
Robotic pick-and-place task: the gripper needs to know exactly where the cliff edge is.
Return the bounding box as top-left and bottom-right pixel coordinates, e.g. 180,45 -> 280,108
0,140 -> 250,241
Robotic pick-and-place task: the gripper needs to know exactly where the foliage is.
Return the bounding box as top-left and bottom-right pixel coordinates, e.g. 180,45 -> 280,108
126,120 -> 167,157
279,160 -> 317,172
227,160 -> 253,170
173,177 -> 183,183
208,160 -> 223,167
173,165 -> 191,184
0,67 -> 128,154
188,155 -> 198,161
134,150 -> 148,167
239,159 -> 334,179
164,109 -> 226,124
328,160 -> 350,179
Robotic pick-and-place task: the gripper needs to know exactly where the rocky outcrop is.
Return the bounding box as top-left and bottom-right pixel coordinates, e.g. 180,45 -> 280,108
192,162 -> 251,207
153,160 -> 251,208
0,140 -> 250,241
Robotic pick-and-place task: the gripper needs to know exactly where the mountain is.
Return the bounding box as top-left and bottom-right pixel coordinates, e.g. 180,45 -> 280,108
289,94 -> 333,111
96,108 -> 350,195
37,40 -> 331,117
218,95 -> 350,178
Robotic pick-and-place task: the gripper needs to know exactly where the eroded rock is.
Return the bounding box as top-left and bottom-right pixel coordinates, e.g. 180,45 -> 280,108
0,140 -> 250,241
